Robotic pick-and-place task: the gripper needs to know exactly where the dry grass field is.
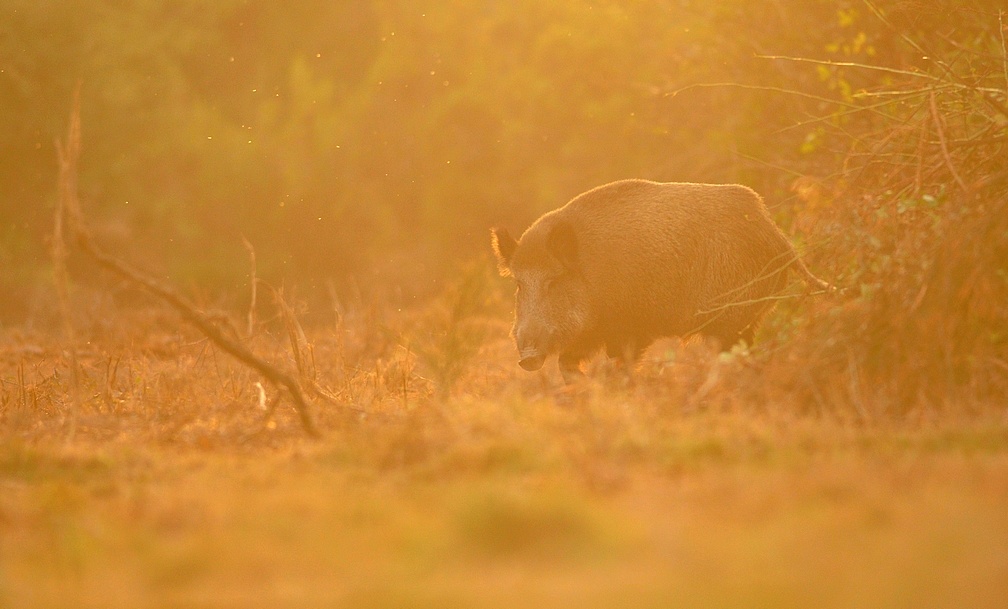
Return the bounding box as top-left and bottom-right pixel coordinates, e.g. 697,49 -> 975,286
2,277 -> 1007,608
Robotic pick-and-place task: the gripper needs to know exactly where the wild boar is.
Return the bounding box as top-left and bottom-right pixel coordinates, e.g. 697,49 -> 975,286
491,179 -> 829,378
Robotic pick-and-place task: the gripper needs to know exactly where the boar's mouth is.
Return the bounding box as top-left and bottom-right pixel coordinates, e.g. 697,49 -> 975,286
518,350 -> 546,371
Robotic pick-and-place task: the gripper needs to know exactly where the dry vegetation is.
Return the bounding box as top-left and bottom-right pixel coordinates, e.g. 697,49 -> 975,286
3,278 -> 1008,608
3,2 -> 1008,608
4,203 -> 1008,609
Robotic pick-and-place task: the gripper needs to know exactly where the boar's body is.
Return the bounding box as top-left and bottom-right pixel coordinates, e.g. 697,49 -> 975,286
492,179 -> 827,376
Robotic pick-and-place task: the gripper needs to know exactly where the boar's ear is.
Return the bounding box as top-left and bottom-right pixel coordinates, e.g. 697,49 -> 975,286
491,227 -> 517,276
547,221 -> 579,272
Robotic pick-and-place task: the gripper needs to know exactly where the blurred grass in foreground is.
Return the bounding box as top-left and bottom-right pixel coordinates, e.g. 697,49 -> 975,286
1,303 -> 1007,608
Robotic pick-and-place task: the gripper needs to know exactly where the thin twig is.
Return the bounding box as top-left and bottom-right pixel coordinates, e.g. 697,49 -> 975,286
851,83 -> 959,99
665,82 -> 862,110
770,88 -> 933,136
914,117 -> 927,196
756,53 -> 941,82
696,290 -> 828,316
860,0 -> 929,58
270,284 -> 371,415
928,90 -> 969,192
273,286 -> 312,382
1000,10 -> 1008,92
862,0 -> 1008,121
53,83 -> 84,441
241,235 -> 257,337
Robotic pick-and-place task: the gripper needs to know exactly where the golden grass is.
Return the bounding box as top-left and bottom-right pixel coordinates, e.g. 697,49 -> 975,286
2,287 -> 1007,609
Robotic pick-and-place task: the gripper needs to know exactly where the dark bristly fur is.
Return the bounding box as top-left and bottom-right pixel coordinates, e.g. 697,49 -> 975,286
492,179 -> 829,378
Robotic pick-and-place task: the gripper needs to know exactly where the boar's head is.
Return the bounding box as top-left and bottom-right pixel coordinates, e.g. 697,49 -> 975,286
491,221 -> 593,371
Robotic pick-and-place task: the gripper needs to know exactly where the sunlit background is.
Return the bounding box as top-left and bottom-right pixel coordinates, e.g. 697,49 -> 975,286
7,0 -> 993,318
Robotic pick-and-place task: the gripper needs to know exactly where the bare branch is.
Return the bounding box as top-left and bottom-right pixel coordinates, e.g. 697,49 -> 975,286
696,290 -> 829,316
1001,10 -> 1008,92
756,53 -> 941,82
75,235 -> 321,436
52,82 -> 84,440
860,0 -> 930,59
241,235 -> 257,337
55,93 -> 322,437
664,82 -> 862,110
929,90 -> 969,192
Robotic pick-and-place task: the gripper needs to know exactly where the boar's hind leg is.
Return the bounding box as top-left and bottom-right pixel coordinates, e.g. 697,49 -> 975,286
606,339 -> 645,364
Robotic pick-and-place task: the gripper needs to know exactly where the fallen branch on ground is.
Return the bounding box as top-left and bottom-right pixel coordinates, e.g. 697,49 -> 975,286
54,89 -> 321,438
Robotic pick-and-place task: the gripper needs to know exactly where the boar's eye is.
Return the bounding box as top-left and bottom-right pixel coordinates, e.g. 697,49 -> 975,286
543,275 -> 563,292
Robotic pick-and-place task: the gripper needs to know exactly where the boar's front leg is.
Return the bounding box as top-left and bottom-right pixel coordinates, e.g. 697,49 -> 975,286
558,350 -> 587,384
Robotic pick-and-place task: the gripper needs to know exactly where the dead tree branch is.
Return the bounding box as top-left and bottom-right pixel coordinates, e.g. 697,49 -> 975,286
55,89 -> 321,438
53,82 -> 84,440
74,236 -> 321,436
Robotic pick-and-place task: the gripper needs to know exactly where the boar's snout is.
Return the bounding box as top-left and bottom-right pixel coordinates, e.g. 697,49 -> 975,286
515,324 -> 550,371
518,349 -> 546,371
